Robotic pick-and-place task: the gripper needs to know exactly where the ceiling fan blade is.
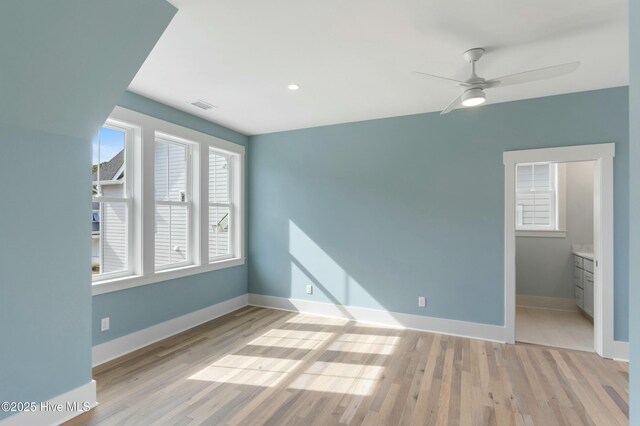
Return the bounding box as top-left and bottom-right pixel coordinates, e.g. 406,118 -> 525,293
440,93 -> 463,115
485,62 -> 579,88
413,71 -> 469,86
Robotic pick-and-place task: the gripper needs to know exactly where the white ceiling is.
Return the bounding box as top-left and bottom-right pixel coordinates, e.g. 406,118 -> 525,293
129,0 -> 628,135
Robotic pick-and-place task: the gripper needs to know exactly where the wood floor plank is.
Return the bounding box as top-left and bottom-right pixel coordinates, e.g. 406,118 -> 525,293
66,307 -> 628,426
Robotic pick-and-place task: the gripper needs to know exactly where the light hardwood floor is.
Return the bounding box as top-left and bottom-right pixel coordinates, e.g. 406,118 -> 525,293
68,306 -> 628,425
516,306 -> 594,352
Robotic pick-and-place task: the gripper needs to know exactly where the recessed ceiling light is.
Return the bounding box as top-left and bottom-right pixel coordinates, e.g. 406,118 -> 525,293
287,83 -> 300,91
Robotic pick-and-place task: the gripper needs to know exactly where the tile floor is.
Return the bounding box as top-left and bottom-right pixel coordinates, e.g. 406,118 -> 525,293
516,306 -> 593,352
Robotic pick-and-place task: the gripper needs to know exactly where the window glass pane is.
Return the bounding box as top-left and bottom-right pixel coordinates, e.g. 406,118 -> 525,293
532,163 -> 551,191
516,164 -> 533,192
102,202 -> 128,273
515,162 -> 556,229
155,140 -> 169,201
155,204 -> 189,268
92,201 -> 128,275
517,193 -> 552,226
156,139 -> 188,202
209,152 -> 229,203
210,206 -> 230,260
169,143 -> 187,202
92,124 -> 128,278
93,127 -> 126,195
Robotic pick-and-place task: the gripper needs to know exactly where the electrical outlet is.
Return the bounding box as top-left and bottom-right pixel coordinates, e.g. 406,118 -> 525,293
306,284 -> 313,295
101,317 -> 110,332
418,296 -> 426,308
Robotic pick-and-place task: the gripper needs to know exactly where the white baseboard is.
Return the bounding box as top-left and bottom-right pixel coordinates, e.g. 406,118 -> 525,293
90,291 -> 626,368
92,294 -> 248,367
611,340 -> 629,362
0,380 -> 96,426
248,294 -> 507,343
516,294 -> 578,311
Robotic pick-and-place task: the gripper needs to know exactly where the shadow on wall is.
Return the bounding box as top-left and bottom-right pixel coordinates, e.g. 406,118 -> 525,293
285,220 -> 494,330
290,220 -> 369,320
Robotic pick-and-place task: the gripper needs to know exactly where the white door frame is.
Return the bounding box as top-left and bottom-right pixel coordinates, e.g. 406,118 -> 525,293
503,143 -> 615,358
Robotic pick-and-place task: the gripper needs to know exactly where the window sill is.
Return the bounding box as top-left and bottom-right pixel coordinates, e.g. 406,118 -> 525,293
516,230 -> 567,238
91,257 -> 245,296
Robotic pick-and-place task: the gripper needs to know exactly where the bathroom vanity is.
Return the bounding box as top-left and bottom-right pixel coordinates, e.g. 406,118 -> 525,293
573,251 -> 594,318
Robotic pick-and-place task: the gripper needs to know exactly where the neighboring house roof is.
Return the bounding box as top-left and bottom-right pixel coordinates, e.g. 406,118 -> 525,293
93,149 -> 124,182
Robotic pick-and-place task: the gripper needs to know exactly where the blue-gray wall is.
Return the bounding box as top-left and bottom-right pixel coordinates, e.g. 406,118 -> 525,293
628,0 -> 639,422
248,87 -> 629,341
0,1 -> 175,421
92,92 -> 249,346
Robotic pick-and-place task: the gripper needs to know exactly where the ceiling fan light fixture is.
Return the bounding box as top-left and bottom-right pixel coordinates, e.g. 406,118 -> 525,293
461,88 -> 486,107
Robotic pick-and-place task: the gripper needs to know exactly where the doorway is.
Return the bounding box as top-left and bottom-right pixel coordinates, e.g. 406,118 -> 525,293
514,160 -> 595,352
503,143 -> 615,358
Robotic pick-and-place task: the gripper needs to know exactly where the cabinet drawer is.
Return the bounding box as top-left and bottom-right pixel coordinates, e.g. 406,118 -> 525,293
574,268 -> 584,289
583,259 -> 594,273
574,255 -> 584,268
575,286 -> 584,309
584,271 -> 594,284
584,277 -> 594,317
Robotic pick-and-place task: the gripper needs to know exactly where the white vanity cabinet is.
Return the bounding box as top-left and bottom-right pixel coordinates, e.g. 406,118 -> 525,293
574,254 -> 594,318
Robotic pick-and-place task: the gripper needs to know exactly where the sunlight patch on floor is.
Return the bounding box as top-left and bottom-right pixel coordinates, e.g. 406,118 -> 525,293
288,361 -> 383,396
188,354 -> 302,387
338,334 -> 400,345
188,321 -> 398,396
326,333 -> 399,355
247,329 -> 335,350
263,329 -> 335,341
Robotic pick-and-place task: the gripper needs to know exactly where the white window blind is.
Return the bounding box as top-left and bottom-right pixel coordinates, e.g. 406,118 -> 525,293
101,202 -> 128,273
209,149 -> 231,261
155,138 -> 191,270
516,162 -> 557,230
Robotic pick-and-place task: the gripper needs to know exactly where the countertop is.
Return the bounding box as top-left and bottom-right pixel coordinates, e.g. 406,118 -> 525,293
572,250 -> 594,260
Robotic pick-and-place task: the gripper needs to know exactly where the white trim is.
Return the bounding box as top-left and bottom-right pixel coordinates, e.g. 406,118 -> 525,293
92,294 -> 248,366
91,257 -> 245,296
110,107 -> 245,156
516,295 -> 578,311
611,340 -> 629,362
504,143 -> 615,358
515,230 -> 567,238
557,163 -> 567,231
248,294 -> 507,343
0,380 -> 97,426
90,106 -> 246,295
153,136 -> 195,271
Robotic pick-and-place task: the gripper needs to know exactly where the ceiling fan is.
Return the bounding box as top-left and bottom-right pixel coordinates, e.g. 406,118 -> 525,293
414,48 -> 580,115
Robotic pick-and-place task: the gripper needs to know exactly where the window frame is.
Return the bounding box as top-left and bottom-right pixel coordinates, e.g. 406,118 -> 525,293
92,107 -> 245,296
154,135 -> 194,271
92,119 -> 137,282
515,161 -> 567,238
208,147 -> 235,263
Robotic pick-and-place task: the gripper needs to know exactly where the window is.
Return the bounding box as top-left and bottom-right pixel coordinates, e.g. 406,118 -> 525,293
209,149 -> 232,261
91,107 -> 245,295
516,162 -> 557,230
92,123 -> 133,279
155,137 -> 192,270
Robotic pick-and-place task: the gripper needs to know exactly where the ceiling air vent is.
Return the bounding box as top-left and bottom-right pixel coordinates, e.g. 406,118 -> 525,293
190,100 -> 216,110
